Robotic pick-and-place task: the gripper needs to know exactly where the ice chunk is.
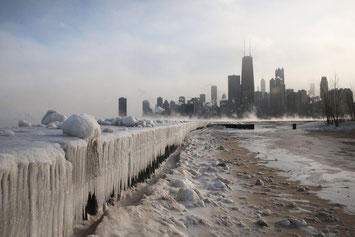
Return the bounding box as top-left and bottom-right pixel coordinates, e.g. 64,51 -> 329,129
138,120 -> 146,127
0,129 -> 15,136
97,119 -> 111,126
46,121 -> 61,129
18,120 -> 31,127
41,110 -> 66,125
176,188 -> 199,202
62,114 -> 101,139
146,120 -> 155,127
111,117 -> 121,126
121,116 -> 137,127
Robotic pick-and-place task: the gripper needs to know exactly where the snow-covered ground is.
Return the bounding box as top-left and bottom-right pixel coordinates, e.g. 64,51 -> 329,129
91,128 -> 259,237
88,123 -> 355,236
234,121 -> 355,214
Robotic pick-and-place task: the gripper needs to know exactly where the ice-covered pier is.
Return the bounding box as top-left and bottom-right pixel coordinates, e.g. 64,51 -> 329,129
0,121 -> 207,236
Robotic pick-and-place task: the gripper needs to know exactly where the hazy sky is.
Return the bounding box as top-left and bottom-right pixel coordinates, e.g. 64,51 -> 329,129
1,0 -> 354,126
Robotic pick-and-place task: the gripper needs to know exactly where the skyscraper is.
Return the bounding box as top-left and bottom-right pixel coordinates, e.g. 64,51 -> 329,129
142,100 -> 151,116
241,55 -> 254,107
157,97 -> 163,108
320,76 -> 328,100
228,75 -> 241,105
200,94 -> 206,103
309,83 -> 315,97
260,78 -> 266,98
275,68 -> 285,81
118,97 -> 127,117
211,85 -> 217,105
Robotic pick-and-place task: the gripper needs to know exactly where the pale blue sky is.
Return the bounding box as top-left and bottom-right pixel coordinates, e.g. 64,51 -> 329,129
1,0 -> 354,126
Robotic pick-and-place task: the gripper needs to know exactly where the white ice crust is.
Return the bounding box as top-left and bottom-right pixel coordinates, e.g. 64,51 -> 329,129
62,114 -> 101,139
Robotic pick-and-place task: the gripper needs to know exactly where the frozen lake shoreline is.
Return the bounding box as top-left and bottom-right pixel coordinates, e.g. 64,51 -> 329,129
234,121 -> 355,214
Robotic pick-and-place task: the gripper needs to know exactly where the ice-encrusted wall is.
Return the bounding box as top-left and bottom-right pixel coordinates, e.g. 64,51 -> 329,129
0,122 -> 206,236
0,144 -> 73,237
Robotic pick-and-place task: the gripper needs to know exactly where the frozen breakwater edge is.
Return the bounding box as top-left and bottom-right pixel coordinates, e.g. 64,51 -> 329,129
0,120 -> 207,236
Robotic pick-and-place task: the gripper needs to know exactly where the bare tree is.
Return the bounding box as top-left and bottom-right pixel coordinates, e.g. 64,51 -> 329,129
329,74 -> 342,127
320,81 -> 331,125
345,87 -> 355,121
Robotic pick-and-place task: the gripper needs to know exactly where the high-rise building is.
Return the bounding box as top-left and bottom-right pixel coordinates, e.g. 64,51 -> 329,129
118,97 -> 127,117
157,97 -> 163,108
270,77 -> 286,117
261,78 -> 266,98
221,93 -> 227,100
142,100 -> 151,116
211,85 -> 217,105
200,94 -> 206,103
309,83 -> 315,97
178,96 -> 185,104
163,100 -> 170,112
228,75 -> 241,104
241,56 -> 254,107
275,68 -> 285,81
320,76 -> 328,100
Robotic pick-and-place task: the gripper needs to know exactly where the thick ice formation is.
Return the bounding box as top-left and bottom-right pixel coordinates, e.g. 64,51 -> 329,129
62,114 -> 101,139
121,116 -> 137,127
18,120 -> 31,127
0,121 -> 207,236
41,110 -> 66,125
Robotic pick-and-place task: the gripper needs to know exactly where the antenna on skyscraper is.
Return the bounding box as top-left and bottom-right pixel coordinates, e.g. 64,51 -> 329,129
249,40 -> 251,56
243,40 -> 245,56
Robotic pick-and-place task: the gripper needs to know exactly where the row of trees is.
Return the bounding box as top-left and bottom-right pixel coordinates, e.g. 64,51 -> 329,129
321,74 -> 355,127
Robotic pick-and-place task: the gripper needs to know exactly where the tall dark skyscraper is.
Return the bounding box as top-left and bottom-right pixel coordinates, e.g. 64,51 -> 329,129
261,78 -> 266,98
200,94 -> 206,103
320,76 -> 328,100
228,75 -> 241,105
211,85 -> 217,105
241,55 -> 254,106
142,100 -> 151,116
157,97 -> 163,108
118,97 -> 127,117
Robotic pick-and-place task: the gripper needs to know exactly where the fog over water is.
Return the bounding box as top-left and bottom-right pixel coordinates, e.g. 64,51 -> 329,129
1,0 -> 355,127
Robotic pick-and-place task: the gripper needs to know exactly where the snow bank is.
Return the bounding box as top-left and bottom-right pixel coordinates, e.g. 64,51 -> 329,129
18,119 -> 31,127
62,114 -> 101,139
41,110 -> 66,125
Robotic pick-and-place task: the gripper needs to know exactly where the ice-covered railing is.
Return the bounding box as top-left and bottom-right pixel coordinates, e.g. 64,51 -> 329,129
0,121 -> 207,236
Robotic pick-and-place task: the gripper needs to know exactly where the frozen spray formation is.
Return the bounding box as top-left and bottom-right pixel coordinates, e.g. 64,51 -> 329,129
0,121 -> 206,236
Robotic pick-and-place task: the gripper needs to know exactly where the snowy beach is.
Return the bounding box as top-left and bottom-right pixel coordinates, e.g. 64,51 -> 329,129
75,122 -> 355,236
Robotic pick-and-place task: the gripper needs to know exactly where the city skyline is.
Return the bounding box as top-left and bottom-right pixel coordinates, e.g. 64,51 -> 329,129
1,0 -> 355,126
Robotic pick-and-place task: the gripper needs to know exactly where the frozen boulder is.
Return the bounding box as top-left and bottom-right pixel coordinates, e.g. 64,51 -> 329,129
111,117 -> 121,126
146,120 -> 155,127
97,119 -> 111,126
46,121 -> 61,129
121,116 -> 137,127
62,114 -> 101,139
18,120 -> 32,127
41,110 -> 66,125
176,188 -> 199,202
0,129 -> 15,136
137,120 -> 146,127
